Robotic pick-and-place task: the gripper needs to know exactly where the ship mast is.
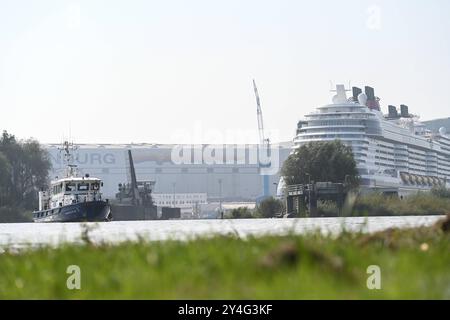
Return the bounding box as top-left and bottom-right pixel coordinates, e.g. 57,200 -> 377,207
59,141 -> 79,178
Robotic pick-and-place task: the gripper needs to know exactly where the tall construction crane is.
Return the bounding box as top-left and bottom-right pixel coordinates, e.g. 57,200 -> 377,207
252,79 -> 270,200
253,79 -> 270,147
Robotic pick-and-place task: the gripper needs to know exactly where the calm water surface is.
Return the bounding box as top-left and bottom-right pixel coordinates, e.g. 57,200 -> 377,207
0,215 -> 443,250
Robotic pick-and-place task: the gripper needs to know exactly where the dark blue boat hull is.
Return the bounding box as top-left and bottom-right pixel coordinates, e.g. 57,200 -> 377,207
33,201 -> 112,223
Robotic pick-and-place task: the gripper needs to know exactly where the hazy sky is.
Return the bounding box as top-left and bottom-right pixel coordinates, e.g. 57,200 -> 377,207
1,0 -> 449,144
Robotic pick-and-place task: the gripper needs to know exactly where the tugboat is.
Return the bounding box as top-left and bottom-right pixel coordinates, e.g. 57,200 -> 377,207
33,141 -> 112,223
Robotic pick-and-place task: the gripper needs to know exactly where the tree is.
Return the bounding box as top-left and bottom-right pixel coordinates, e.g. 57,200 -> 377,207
281,140 -> 359,186
19,139 -> 52,208
0,151 -> 12,206
0,131 -> 51,210
256,197 -> 284,218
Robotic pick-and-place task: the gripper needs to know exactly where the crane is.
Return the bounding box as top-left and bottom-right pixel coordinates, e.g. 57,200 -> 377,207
252,79 -> 271,200
253,79 -> 270,147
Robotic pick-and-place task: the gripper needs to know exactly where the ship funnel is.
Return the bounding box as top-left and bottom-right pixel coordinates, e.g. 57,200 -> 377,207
364,86 -> 375,100
388,105 -> 398,118
400,104 -> 409,118
364,86 -> 381,111
332,84 -> 348,104
352,87 -> 362,102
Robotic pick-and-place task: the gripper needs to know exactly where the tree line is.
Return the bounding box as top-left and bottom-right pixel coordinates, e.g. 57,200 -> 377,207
0,131 -> 51,222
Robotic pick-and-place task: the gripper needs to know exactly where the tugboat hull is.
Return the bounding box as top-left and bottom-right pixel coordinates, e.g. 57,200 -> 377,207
33,201 -> 112,223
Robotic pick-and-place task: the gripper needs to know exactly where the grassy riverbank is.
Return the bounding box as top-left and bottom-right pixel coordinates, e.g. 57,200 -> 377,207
316,192 -> 450,217
0,215 -> 449,299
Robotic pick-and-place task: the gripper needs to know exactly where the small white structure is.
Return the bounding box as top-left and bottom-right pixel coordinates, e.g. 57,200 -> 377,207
152,193 -> 207,219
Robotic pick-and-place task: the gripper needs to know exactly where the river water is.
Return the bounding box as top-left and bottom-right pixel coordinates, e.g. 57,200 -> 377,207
0,215 -> 444,250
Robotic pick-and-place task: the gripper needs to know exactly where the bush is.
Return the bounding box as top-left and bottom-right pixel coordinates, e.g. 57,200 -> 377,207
226,207 -> 255,219
317,201 -> 340,217
351,192 -> 450,217
0,207 -> 32,223
256,197 -> 284,218
310,192 -> 450,217
431,187 -> 450,199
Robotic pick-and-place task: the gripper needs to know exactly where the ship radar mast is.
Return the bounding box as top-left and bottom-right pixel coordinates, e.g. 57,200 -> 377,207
58,141 -> 79,178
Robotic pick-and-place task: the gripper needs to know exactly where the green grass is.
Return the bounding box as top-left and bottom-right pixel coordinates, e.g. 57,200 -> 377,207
351,193 -> 450,216
0,216 -> 449,299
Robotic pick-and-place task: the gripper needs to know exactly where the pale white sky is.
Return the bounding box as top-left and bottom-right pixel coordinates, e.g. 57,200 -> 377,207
1,0 -> 449,144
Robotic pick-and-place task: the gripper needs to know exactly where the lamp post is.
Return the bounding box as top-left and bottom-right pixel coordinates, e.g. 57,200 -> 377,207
218,179 -> 223,219
305,173 -> 311,214
344,174 -> 350,186
172,182 -> 176,208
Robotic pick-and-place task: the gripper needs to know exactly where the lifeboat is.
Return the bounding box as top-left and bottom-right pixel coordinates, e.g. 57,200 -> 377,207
400,172 -> 408,183
418,176 -> 425,185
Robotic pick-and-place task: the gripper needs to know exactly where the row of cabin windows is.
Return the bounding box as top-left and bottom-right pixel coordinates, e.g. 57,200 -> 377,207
35,208 -> 61,218
157,200 -> 204,205
52,182 -> 100,194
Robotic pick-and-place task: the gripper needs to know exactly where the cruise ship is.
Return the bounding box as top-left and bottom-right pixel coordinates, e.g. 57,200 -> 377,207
293,85 -> 450,196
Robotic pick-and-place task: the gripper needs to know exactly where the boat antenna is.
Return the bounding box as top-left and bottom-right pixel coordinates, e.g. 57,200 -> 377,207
58,141 -> 79,177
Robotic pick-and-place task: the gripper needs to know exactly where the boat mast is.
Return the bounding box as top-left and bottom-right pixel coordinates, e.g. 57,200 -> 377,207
59,141 -> 78,178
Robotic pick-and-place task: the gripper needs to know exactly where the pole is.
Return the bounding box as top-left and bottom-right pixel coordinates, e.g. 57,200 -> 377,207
306,173 -> 311,215
218,179 -> 223,219
273,182 -> 278,197
172,182 -> 176,208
